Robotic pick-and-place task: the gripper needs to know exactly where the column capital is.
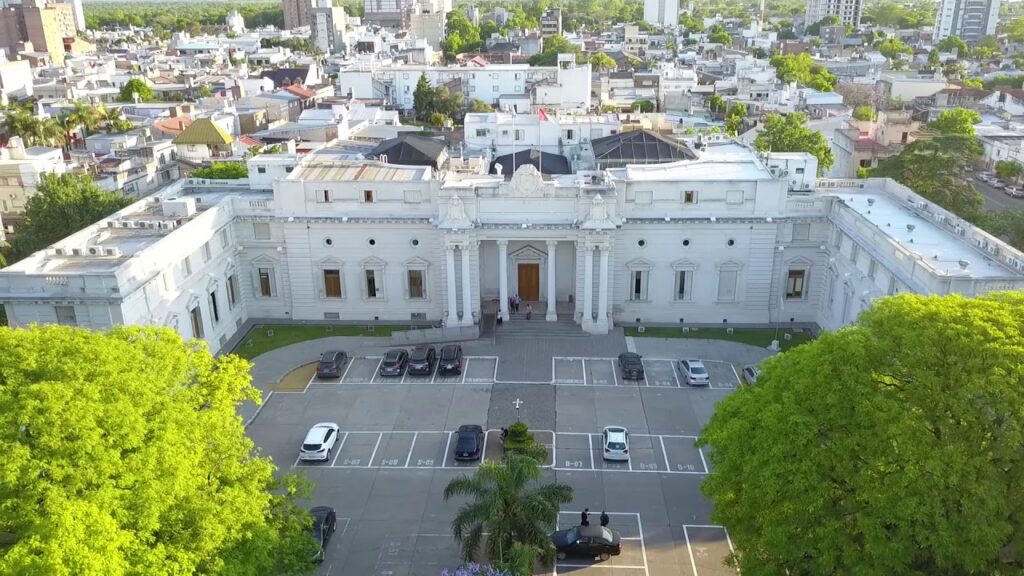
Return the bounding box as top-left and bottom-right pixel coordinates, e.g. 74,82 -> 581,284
545,239 -> 558,247
582,243 -> 596,253
598,244 -> 611,252
496,239 -> 509,247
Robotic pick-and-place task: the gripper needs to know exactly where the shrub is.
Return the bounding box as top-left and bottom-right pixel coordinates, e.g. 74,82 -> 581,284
190,162 -> 248,179
442,563 -> 511,576
503,421 -> 546,461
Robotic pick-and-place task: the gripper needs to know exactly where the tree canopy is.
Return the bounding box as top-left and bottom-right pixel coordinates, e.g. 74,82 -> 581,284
852,105 -> 876,121
0,325 -> 315,575
701,292 -> 1024,576
805,14 -> 840,36
878,37 -> 912,61
118,78 -> 154,103
995,159 -> 1023,183
927,107 -> 981,136
862,0 -> 934,27
753,112 -> 834,173
190,162 -> 248,180
589,52 -> 617,72
527,35 -> 581,66
707,23 -> 731,45
769,53 -> 837,91
936,35 -> 968,55
870,134 -> 983,217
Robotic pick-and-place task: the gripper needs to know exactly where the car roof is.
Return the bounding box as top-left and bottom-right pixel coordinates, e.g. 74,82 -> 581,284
603,425 -> 627,434
384,349 -> 404,358
310,506 -> 334,519
304,422 -> 338,442
411,345 -> 433,353
683,359 -> 704,365
578,525 -> 616,540
458,424 -> 483,433
321,350 -> 342,359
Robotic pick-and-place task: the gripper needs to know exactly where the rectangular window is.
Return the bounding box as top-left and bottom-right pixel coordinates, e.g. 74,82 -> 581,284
202,242 -> 212,262
253,222 -> 271,240
363,189 -> 374,202
407,269 -> 425,299
868,259 -> 877,280
514,129 -> 523,141
365,269 -> 379,298
718,270 -> 738,301
475,129 -> 487,137
629,270 -> 647,301
54,305 -> 77,325
257,166 -> 266,174
675,271 -> 689,301
227,274 -> 238,307
190,305 -> 204,338
795,167 -> 804,174
683,190 -> 697,204
258,268 -> 273,297
219,228 -> 230,249
209,290 -> 220,323
786,269 -> 806,299
182,257 -> 192,277
324,269 -> 342,298
792,223 -> 810,241
319,189 -> 332,203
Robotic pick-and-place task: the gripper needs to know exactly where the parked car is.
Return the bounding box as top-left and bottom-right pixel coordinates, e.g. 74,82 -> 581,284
741,365 -> 761,384
316,350 -> 348,379
453,424 -> 485,461
407,345 -> 437,376
310,506 -> 337,563
299,422 -> 340,462
618,352 -> 645,380
678,359 -> 710,386
438,344 -> 464,376
1005,186 -> 1020,196
550,524 -> 622,561
993,180 -> 1006,189
379,349 -> 409,377
602,426 -> 629,461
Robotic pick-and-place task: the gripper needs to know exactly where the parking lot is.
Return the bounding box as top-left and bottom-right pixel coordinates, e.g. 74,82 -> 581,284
245,336 -> 759,576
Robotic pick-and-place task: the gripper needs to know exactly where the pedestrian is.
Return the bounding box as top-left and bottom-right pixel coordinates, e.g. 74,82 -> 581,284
513,294 -> 520,312
526,303 -> 533,320
508,296 -> 514,314
581,508 -> 589,526
600,511 -> 609,527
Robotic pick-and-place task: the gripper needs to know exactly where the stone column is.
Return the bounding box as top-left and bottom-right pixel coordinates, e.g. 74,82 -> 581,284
446,245 -> 458,325
497,240 -> 509,322
461,242 -> 473,324
597,245 -> 610,332
582,243 -> 594,331
546,240 -> 558,321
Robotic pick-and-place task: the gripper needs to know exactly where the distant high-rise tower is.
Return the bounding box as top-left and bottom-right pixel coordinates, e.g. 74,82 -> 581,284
805,0 -> 862,28
643,0 -> 679,28
282,0 -> 314,29
934,0 -> 1000,45
69,0 -> 84,31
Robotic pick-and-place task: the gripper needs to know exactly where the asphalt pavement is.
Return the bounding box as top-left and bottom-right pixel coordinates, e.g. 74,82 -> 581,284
972,176 -> 1024,211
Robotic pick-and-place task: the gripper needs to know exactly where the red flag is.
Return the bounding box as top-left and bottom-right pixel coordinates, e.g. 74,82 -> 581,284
538,108 -> 549,122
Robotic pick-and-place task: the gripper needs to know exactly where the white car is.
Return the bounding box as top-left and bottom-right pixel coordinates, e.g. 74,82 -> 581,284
678,359 -> 710,386
602,426 -> 629,461
299,422 -> 341,462
741,365 -> 761,384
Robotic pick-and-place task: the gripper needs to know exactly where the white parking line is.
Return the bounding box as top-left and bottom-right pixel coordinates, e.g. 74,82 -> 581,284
672,361 -> 682,387
441,431 -> 452,468
331,432 -> 349,466
683,525 -> 737,576
373,357 -> 384,380
637,513 -> 649,576
339,358 -> 354,382
698,446 -> 709,473
366,433 -> 383,468
660,436 -> 670,471
683,525 -> 698,576
404,432 -> 417,467
731,364 -> 742,386
554,512 -> 650,576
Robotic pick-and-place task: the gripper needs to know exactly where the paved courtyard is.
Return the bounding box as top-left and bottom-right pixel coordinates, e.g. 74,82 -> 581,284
242,331 -> 771,576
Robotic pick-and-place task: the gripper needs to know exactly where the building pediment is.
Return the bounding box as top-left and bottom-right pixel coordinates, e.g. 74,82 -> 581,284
405,256 -> 430,269
626,257 -> 654,270
671,258 -> 699,271
361,255 -> 387,268
509,244 -> 547,260
501,164 -> 548,197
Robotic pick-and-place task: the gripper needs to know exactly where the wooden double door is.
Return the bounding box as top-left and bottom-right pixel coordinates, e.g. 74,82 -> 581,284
517,263 -> 540,301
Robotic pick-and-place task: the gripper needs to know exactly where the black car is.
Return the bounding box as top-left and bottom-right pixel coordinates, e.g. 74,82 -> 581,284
310,505 -> 337,563
379,349 -> 409,377
316,350 -> 348,379
438,344 -> 464,376
454,424 -> 484,461
407,345 -> 437,376
618,352 -> 645,380
550,524 -> 622,561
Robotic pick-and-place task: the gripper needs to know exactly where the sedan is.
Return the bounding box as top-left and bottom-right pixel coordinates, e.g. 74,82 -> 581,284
378,349 -> 409,377
678,359 -> 710,386
316,350 -> 348,379
602,426 -> 629,461
454,424 -> 485,461
550,525 -> 622,561
407,345 -> 437,375
438,344 -> 464,376
299,422 -> 340,462
310,506 -> 337,563
741,365 -> 761,384
618,352 -> 644,380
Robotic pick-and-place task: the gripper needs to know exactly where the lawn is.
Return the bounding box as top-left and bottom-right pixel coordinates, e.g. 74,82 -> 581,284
624,326 -> 813,351
232,324 -> 399,360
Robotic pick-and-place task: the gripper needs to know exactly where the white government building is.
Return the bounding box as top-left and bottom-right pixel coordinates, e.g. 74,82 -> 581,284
2,130 -> 1024,354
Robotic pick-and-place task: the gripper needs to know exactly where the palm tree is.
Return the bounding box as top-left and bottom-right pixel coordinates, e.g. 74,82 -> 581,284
444,453 -> 572,574
68,99 -> 100,139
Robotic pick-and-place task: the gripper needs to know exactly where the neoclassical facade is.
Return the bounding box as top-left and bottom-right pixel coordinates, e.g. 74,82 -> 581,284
3,143 -> 1024,354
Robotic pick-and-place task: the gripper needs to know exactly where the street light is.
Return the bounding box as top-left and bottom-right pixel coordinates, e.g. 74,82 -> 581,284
513,398 -> 523,422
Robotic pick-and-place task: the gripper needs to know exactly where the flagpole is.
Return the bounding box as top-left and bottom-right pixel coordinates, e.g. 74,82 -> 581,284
539,109 -> 543,177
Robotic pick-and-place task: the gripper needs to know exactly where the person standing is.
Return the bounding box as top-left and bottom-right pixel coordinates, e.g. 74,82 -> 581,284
581,508 -> 590,526
525,303 -> 533,320
600,511 -> 609,527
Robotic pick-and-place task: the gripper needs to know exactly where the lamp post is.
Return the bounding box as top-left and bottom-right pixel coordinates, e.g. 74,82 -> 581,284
513,398 -> 523,422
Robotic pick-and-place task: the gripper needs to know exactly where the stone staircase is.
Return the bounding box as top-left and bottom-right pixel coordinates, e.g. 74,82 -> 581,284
496,311 -> 589,338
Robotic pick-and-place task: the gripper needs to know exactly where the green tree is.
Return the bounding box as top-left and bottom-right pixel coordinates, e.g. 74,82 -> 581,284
429,112 -> 451,128
962,77 -> 984,88
2,173 -> 132,262
769,53 -> 837,91
753,113 -> 834,173
679,13 -> 704,33
852,105 -> 876,121
1008,16 -> 1024,43
190,162 -> 248,179
937,35 -> 968,55
197,85 -> 213,98
700,292 -> 1024,576
0,325 -> 316,575
469,99 -> 494,113
527,35 -> 581,66
707,23 -> 731,45
927,49 -> 940,66
444,453 -> 572,574
118,78 -> 154,103
724,102 -> 747,135
995,159 -> 1023,183
870,135 -> 983,216
413,73 -> 435,122
928,107 -> 981,136
805,14 -> 840,36
878,37 -> 912,62
706,94 -> 725,113
589,52 -> 617,72
632,99 -> 654,113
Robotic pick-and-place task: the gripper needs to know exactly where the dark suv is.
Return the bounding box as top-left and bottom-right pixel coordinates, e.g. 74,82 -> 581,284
407,345 -> 437,376
379,349 -> 409,377
438,344 -> 464,376
618,352 -> 644,380
316,350 -> 348,379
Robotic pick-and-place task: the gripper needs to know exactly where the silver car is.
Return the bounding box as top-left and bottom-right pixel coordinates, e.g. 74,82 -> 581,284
741,365 -> 761,384
679,359 -> 710,386
602,426 -> 629,461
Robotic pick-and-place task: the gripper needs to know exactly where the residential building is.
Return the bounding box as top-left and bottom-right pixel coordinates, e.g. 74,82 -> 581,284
311,0 -> 348,55
805,0 -> 862,28
0,137 -> 66,232
225,10 -> 246,35
0,0 -> 79,65
409,5 -> 445,52
69,0 -> 84,31
173,118 -> 235,163
283,0 -> 314,29
540,8 -> 562,37
643,0 -> 679,28
934,0 -> 999,45
364,0 -> 410,28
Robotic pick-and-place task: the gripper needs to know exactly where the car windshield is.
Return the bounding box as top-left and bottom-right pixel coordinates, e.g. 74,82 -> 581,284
318,359 -> 334,367
456,435 -> 477,451
384,352 -> 401,362
302,442 -> 322,451
607,441 -> 626,450
442,349 -> 458,360
690,365 -> 707,375
410,349 -> 427,360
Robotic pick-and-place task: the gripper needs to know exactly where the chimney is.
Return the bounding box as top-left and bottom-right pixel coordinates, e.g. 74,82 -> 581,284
178,121 -> 185,130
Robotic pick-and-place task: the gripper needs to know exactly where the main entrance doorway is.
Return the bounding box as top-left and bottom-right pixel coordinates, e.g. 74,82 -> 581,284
517,263 -> 540,301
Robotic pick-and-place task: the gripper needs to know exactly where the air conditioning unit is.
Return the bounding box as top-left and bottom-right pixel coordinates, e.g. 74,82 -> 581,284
87,246 -> 101,256
103,247 -> 122,257
119,221 -> 132,228
53,248 -> 66,256
781,169 -> 789,177
71,248 -> 82,256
